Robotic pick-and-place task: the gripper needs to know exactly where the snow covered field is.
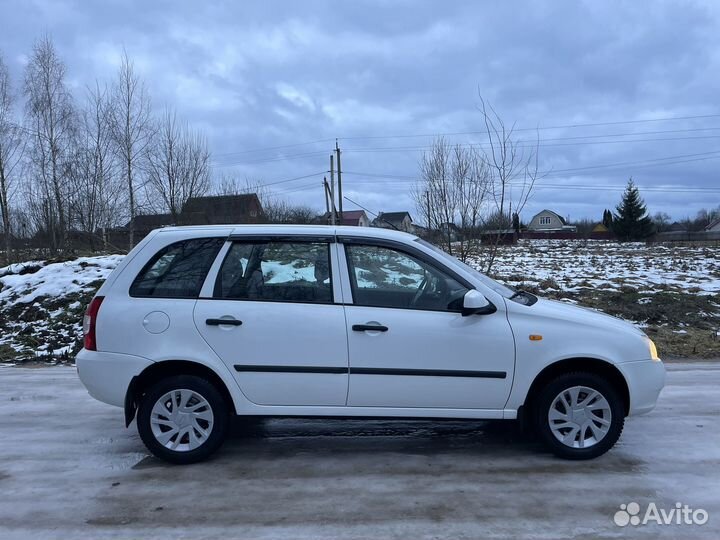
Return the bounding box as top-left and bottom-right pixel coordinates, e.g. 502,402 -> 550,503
0,240 -> 718,362
0,255 -> 122,361
474,240 -> 720,295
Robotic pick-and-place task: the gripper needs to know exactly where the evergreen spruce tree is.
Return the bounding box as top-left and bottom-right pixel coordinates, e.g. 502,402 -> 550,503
602,209 -> 613,228
612,178 -> 654,241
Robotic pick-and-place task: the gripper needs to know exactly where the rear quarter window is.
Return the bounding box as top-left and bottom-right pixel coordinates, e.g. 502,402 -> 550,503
130,237 -> 225,298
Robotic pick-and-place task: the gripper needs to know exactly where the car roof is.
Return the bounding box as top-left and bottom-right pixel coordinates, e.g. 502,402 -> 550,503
155,224 -> 419,242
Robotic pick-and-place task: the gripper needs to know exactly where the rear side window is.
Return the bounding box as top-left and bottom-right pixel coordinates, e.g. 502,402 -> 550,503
214,241 -> 332,304
130,238 -> 225,298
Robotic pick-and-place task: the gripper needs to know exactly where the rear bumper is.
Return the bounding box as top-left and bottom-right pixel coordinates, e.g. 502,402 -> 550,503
618,359 -> 666,416
76,349 -> 154,407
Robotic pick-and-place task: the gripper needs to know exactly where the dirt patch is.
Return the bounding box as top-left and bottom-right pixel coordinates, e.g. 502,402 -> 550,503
0,286 -> 100,364
520,285 -> 720,358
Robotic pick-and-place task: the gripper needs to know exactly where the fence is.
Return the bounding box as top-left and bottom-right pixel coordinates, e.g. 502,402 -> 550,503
649,230 -> 720,243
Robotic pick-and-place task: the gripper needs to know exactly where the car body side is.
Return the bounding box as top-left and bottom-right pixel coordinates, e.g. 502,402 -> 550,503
76,225 -> 664,423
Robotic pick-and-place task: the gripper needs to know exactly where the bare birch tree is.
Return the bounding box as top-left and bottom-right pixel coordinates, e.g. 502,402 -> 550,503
412,138 -> 490,260
70,82 -> 123,248
145,109 -> 210,220
478,95 -> 539,273
0,53 -> 25,263
110,50 -> 152,248
414,97 -> 539,270
24,36 -> 76,251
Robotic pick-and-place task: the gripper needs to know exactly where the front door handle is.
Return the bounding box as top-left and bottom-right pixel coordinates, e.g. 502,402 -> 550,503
352,324 -> 388,332
206,318 -> 243,327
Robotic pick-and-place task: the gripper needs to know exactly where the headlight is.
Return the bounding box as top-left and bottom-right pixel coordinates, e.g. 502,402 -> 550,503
648,338 -> 660,361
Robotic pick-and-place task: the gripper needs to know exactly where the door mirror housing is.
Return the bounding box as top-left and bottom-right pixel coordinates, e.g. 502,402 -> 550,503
462,290 -> 496,316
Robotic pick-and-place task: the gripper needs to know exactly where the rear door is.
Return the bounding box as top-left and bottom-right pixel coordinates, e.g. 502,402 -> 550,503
193,236 -> 349,406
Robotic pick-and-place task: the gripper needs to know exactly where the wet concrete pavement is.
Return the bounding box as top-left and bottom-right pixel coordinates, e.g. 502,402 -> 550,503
1,362 -> 719,539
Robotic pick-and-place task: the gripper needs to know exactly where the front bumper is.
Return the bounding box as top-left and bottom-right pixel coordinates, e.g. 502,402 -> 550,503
76,349 -> 154,407
617,359 -> 666,416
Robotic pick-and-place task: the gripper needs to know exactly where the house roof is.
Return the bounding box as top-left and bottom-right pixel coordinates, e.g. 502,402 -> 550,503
340,210 -> 366,220
532,209 -> 567,225
375,211 -> 412,226
316,210 -> 368,226
668,221 -> 688,232
179,194 -> 264,225
339,210 -> 367,226
125,213 -> 175,230
705,217 -> 720,231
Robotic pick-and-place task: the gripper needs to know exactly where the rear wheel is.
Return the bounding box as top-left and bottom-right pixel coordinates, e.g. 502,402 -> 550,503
137,375 -> 229,464
535,372 -> 624,460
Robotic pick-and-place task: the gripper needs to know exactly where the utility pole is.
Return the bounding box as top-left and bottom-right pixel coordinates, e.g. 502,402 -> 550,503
329,154 -> 336,225
335,140 -> 343,222
323,176 -> 330,215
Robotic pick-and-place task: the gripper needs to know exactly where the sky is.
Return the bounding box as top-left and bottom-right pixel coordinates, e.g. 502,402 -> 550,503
2,0 -> 720,223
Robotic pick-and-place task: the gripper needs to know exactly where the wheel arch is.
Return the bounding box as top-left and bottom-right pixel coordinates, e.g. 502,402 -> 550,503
520,357 -> 630,424
125,360 -> 235,427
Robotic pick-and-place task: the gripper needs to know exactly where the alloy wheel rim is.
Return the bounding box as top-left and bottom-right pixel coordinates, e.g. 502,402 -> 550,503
548,385 -> 612,449
150,389 -> 214,452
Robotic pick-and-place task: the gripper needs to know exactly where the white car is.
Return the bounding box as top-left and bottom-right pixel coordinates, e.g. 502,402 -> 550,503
76,225 -> 665,463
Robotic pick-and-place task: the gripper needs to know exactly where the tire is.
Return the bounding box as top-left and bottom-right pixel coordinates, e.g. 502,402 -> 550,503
137,375 -> 229,464
534,372 -> 625,460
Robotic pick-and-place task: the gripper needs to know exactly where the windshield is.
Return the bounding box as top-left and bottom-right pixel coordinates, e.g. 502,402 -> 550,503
414,238 -> 517,298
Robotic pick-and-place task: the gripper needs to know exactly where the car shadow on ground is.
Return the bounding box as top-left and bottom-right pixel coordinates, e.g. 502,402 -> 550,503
133,417 -> 544,469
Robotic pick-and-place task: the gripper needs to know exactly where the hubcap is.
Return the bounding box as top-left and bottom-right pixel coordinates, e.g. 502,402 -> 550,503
150,389 -> 214,452
548,386 -> 612,449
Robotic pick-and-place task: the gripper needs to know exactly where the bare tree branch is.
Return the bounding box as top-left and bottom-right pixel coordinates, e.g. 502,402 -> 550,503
23,35 -> 76,251
0,52 -> 26,263
110,49 -> 152,248
145,108 -> 210,220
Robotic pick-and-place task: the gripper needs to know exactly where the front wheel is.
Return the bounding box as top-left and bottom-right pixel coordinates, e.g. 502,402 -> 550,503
137,375 -> 229,464
535,372 -> 625,460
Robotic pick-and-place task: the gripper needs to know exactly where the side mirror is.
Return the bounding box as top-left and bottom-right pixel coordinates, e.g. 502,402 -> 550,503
462,290 -> 496,316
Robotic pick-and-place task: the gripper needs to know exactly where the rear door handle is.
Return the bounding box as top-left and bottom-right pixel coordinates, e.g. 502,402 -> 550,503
352,324 -> 388,332
206,318 -> 243,326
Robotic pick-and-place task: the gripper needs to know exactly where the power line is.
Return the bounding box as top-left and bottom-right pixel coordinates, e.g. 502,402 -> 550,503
209,117 -> 720,164
343,134 -> 720,154
213,150 -> 328,167
213,138 -> 335,158
212,134 -> 720,165
250,171 -> 327,189
342,196 -> 400,230
274,180 -> 324,194
533,184 -> 720,193
342,150 -> 720,183
338,113 -> 720,141
211,126 -> 720,166
343,178 -> 720,194
542,150 -> 720,175
344,179 -> 720,194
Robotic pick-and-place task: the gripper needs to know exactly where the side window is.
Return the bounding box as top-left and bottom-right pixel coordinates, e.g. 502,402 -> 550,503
214,241 -> 333,304
130,238 -> 225,298
345,244 -> 469,311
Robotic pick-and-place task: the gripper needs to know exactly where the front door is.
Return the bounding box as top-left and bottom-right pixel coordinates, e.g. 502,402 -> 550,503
342,242 -> 515,410
194,239 -> 348,406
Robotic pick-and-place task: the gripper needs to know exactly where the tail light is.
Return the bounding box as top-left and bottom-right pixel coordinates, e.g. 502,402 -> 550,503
83,296 -> 105,351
